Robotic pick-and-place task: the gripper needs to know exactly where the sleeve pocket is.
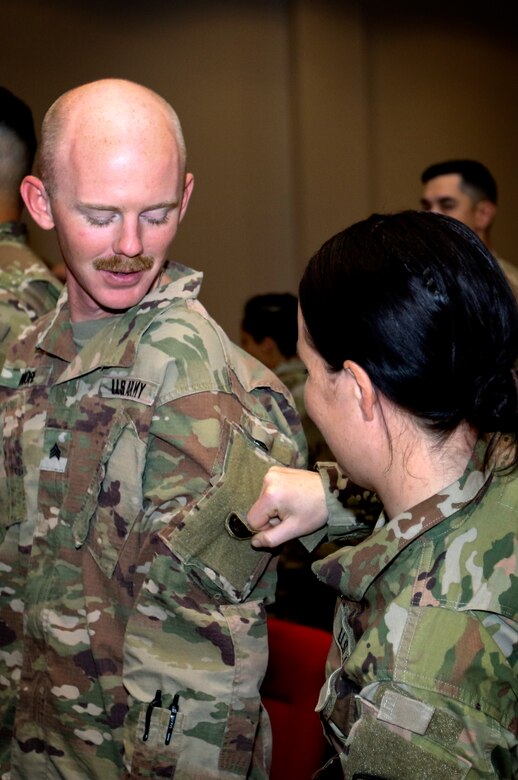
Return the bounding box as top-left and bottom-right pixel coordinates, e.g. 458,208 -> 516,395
158,422 -> 285,603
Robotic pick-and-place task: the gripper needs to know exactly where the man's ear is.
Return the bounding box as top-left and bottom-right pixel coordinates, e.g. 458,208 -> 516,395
343,359 -> 377,421
474,199 -> 496,232
179,172 -> 194,223
20,175 -> 55,230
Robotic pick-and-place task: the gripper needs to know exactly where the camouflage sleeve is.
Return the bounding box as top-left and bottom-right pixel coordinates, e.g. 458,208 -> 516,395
300,462 -> 382,551
120,390 -> 302,778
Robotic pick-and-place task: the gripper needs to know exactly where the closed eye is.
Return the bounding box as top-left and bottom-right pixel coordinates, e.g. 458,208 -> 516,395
85,213 -> 116,227
141,208 -> 172,226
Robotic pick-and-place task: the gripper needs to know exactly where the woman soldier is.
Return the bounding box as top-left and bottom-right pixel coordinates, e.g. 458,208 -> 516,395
249,211 -> 518,779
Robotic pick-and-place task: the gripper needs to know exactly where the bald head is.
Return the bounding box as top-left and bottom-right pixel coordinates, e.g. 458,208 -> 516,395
39,79 -> 187,197
21,78 -> 194,320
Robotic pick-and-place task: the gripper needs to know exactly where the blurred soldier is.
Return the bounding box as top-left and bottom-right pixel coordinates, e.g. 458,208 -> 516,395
241,292 -> 333,466
0,86 -> 61,368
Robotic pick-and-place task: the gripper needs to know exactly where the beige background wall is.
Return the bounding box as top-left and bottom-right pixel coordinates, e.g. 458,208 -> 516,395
2,0 -> 517,339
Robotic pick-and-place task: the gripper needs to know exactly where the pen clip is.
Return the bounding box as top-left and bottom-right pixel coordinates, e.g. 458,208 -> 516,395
165,694 -> 180,746
143,689 -> 162,742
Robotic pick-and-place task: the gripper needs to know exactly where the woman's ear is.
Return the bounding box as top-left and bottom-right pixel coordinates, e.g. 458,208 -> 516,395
343,359 -> 377,421
20,175 -> 55,230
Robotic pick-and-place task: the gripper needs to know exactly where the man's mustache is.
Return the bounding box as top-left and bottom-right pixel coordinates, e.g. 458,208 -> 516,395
93,256 -> 154,273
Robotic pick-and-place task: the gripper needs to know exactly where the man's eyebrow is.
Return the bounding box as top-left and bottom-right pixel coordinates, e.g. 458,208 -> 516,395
141,200 -> 180,211
77,202 -> 118,212
77,200 -> 179,212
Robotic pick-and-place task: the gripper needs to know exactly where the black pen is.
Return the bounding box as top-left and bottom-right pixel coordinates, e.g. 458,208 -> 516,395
165,694 -> 180,745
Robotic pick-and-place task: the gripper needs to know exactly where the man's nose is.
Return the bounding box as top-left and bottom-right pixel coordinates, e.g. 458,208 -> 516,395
113,216 -> 143,257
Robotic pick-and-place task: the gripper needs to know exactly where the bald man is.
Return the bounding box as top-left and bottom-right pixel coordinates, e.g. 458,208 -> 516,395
0,80 -> 305,779
0,87 -> 61,369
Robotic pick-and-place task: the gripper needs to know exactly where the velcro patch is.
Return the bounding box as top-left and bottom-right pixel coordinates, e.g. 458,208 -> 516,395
348,706 -> 471,780
378,689 -> 434,735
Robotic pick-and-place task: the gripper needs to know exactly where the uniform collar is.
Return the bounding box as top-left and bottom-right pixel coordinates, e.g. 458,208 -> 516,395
313,441 -> 490,600
36,262 -> 203,381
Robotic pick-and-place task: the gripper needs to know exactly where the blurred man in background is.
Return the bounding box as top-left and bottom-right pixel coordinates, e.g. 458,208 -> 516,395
241,292 -> 332,467
420,158 -> 518,295
0,86 -> 61,368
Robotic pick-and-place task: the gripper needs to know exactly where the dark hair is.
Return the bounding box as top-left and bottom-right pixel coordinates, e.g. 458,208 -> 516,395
421,159 -> 497,205
299,211 -> 518,466
0,86 -> 37,174
242,293 -> 298,359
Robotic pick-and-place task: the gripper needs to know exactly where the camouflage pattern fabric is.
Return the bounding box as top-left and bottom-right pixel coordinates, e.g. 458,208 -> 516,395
312,440 -> 518,778
298,463 -> 382,554
0,221 -> 62,370
0,261 -> 306,779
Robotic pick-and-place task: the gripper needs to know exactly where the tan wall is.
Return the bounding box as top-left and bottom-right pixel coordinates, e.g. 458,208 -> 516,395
2,0 -> 517,339
365,1 -> 518,259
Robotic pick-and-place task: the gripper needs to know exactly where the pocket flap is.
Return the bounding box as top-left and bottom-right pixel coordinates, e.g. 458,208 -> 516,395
159,423 -> 284,602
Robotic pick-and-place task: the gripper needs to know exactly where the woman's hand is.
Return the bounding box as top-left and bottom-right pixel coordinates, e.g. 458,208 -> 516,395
247,466 -> 328,548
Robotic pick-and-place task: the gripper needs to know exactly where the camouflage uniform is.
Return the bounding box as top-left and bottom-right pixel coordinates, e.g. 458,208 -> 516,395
0,262 -> 306,779
312,442 -> 517,778
0,221 -> 62,370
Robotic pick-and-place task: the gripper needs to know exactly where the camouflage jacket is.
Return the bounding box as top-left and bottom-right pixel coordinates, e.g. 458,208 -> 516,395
0,262 -> 305,779
313,441 -> 517,779
0,221 -> 62,370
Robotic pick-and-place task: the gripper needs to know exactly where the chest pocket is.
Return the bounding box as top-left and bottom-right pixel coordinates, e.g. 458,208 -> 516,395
41,403 -> 149,580
33,396 -> 151,577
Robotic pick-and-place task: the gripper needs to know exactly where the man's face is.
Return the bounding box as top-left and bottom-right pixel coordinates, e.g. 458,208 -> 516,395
46,135 -> 192,321
420,173 -> 479,231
